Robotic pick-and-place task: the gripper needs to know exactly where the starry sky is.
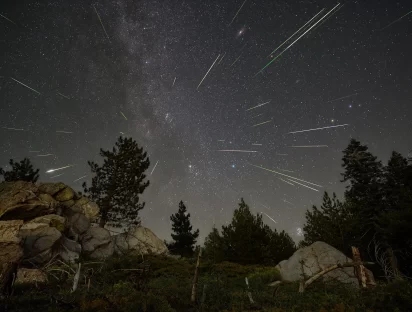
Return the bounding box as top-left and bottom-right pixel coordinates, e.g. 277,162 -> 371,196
1,0 -> 411,244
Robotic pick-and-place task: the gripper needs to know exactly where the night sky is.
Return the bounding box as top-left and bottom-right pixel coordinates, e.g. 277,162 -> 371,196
1,0 -> 411,243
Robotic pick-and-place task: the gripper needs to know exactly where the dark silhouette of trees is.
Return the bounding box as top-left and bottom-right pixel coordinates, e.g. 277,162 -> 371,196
0,158 -> 40,183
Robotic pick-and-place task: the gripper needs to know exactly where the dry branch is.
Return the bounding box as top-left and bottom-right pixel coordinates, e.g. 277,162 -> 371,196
191,248 -> 202,303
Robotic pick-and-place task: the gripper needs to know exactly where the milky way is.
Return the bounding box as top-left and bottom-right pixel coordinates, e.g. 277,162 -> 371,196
1,0 -> 411,243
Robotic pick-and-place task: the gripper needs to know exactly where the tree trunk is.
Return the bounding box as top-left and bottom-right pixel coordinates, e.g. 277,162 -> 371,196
191,248 -> 202,303
99,218 -> 106,228
0,262 -> 18,298
351,246 -> 367,288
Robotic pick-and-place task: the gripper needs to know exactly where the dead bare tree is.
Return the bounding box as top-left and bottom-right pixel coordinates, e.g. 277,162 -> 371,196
191,247 -> 202,303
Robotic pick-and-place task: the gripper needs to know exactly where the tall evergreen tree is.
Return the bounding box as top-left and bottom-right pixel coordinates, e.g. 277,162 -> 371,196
83,136 -> 150,228
0,158 -> 40,183
302,192 -> 352,254
203,225 -> 225,263
168,201 -> 199,257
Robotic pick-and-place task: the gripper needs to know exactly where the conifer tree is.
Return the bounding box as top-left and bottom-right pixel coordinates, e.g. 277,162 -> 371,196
0,158 -> 40,183
203,225 -> 225,263
168,201 -> 199,257
83,136 -> 150,228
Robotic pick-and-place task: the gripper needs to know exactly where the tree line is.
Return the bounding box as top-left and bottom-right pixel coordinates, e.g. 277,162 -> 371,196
2,136 -> 411,275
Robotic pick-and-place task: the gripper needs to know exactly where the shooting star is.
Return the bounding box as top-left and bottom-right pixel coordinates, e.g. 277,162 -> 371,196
249,163 -> 322,187
120,111 -> 127,120
288,123 -> 349,134
380,10 -> 412,31
290,145 -> 328,148
217,140 -> 225,142
252,120 -> 272,127
229,0 -> 248,26
231,54 -> 242,66
93,6 -> 110,41
279,178 -> 295,186
73,175 -> 87,182
246,100 -> 271,111
56,130 -> 73,134
311,4 -> 344,33
197,54 -> 220,90
328,93 -> 358,102
287,178 -> 319,192
252,143 -> 262,146
10,77 -> 41,95
172,77 -> 176,86
2,127 -> 24,131
267,8 -> 325,57
276,153 -> 288,156
57,92 -> 70,99
255,4 -> 341,76
283,199 -> 294,206
150,160 -> 159,175
252,114 -> 263,118
217,52 -> 226,65
46,165 -> 74,173
261,211 -> 277,224
217,150 -> 257,153
50,173 -> 64,179
278,168 -> 294,173
0,13 -> 17,25
37,154 -> 53,157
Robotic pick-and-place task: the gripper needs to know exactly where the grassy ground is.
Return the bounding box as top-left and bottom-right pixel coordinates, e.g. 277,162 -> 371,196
3,253 -> 412,311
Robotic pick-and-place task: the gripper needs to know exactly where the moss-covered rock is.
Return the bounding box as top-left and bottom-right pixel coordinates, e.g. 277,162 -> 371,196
54,187 -> 75,202
28,214 -> 66,232
38,182 -> 66,196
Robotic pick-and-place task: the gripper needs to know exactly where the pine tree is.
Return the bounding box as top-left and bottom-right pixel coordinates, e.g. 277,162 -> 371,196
302,192 -> 352,254
82,136 -> 150,228
203,225 -> 225,263
168,201 -> 199,257
0,158 -> 40,183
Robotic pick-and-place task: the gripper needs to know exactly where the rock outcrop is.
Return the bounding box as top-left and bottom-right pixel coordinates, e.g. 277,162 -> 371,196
275,241 -> 373,288
0,181 -> 168,270
113,226 -> 168,255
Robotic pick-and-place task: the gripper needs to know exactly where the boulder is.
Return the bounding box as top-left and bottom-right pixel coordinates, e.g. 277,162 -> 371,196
15,268 -> 47,284
89,241 -> 114,259
18,223 -> 62,263
38,182 -> 66,196
275,241 -> 363,287
28,214 -> 66,232
58,236 -> 81,263
113,226 -> 168,255
54,187 -> 75,202
0,220 -> 24,265
60,199 -> 75,208
71,198 -> 99,221
67,212 -> 90,237
81,226 -> 112,253
0,181 -> 56,220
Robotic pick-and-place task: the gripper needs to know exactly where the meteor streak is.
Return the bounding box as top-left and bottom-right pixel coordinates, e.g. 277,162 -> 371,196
261,211 -> 277,224
276,153 -> 288,156
288,123 -> 348,134
278,168 -> 294,173
93,6 -> 110,41
252,120 -> 272,127
10,77 -> 41,95
120,111 -> 127,120
328,93 -> 358,102
252,114 -> 263,118
46,165 -> 74,173
249,163 -> 322,187
73,175 -> 87,182
57,92 -> 70,99
197,54 -> 220,90
150,160 -> 159,175
255,4 -> 340,76
217,150 -> 257,153
287,179 -> 319,192
37,154 -> 53,157
218,52 -> 226,64
50,173 -> 64,179
172,77 -> 176,86
380,10 -> 412,30
252,143 -> 262,146
56,130 -> 73,134
0,13 -> 17,25
267,8 -> 325,57
2,127 -> 24,131
231,54 -> 242,66
217,140 -> 225,142
246,101 -> 271,111
279,178 -> 295,186
290,145 -> 328,148
229,0 -> 248,26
